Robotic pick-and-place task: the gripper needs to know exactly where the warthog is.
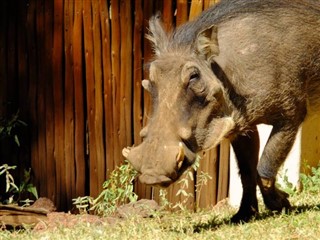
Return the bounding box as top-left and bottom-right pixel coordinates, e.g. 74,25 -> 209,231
123,0 -> 320,222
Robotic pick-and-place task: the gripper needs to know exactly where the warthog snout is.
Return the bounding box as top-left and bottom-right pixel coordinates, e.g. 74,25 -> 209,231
122,142 -> 196,187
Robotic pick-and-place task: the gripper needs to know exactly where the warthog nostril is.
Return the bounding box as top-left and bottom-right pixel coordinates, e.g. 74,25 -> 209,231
176,142 -> 185,169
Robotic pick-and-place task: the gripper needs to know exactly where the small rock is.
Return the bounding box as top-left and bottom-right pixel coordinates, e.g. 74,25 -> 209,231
116,199 -> 160,218
29,197 -> 56,212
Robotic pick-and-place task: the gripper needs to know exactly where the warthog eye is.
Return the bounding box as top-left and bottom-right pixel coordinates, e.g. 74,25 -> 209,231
189,72 -> 200,83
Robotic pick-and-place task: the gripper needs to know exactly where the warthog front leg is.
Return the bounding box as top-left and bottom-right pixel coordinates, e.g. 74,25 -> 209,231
257,123 -> 301,212
231,126 -> 260,223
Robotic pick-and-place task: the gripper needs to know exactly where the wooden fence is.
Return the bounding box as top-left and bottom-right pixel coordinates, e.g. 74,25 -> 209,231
0,0 -> 229,211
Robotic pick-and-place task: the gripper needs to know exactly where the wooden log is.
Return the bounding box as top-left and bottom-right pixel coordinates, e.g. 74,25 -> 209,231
53,0 -> 65,210
99,0 -> 114,179
73,0 -> 85,198
64,0 -> 75,209
92,0 -> 106,193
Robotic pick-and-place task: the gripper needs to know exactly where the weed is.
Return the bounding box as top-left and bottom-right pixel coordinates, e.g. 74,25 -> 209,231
0,164 -> 19,203
73,161 -> 138,216
300,164 -> 320,194
0,112 -> 38,205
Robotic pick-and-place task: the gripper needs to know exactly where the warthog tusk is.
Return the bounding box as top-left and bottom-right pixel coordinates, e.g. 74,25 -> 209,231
122,147 -> 131,158
176,142 -> 185,169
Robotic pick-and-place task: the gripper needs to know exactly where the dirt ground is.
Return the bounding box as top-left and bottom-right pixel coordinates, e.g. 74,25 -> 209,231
32,198 -> 160,232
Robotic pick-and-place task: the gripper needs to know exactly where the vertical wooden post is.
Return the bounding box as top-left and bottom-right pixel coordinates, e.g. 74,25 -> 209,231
100,0 -> 114,179
44,0 -> 55,203
53,0 -> 65,210
83,0 -> 98,198
92,0 -> 106,194
119,0 -> 133,158
64,0 -> 75,209
36,0 -> 48,198
73,0 -> 86,198
110,0 -> 121,167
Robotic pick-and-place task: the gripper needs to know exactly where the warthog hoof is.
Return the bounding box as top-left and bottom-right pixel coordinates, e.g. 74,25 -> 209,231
231,204 -> 258,223
258,177 -> 292,212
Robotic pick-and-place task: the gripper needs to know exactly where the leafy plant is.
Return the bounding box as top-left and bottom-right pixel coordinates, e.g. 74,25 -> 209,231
0,164 -> 19,203
300,164 -> 320,194
13,168 -> 38,203
73,161 -> 138,216
0,111 -> 27,146
0,111 -> 37,205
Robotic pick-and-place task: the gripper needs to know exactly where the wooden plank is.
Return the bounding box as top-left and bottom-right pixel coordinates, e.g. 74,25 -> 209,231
189,0 -> 204,20
92,0 -> 105,193
196,150 -> 218,209
110,0 -> 121,166
176,0 -> 188,27
0,1 -> 7,116
99,0 -> 114,179
53,0 -> 65,210
36,0 -> 48,198
26,0 -> 40,199
162,0 -> 173,31
64,0 -> 75,209
217,139 -> 230,202
44,0 -> 55,205
119,0 -> 133,157
73,0 -> 85,198
83,0 -> 98,197
133,0 -> 143,146
135,0 -> 154,201
6,0 -> 17,114
204,0 -> 219,9
16,0 -> 29,178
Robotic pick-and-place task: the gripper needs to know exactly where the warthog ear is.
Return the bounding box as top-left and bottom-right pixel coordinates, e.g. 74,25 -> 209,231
202,117 -> 235,151
196,25 -> 219,61
146,14 -> 169,56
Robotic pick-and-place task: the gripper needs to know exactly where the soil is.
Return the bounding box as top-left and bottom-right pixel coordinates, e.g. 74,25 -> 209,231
32,198 -> 160,232
2,197 -> 230,232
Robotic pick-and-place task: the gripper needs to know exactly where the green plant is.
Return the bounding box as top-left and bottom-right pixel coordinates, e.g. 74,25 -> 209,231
159,154 -> 212,212
0,111 -> 27,146
13,168 -> 38,203
276,168 -> 297,196
73,161 -> 138,216
0,164 -> 19,203
72,196 -> 92,214
300,164 -> 320,194
0,111 -> 37,205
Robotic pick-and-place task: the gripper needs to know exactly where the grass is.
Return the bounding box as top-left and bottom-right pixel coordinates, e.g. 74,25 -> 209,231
1,190 -> 320,240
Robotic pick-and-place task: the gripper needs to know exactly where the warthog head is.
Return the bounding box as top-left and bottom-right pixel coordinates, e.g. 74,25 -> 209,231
123,17 -> 235,187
